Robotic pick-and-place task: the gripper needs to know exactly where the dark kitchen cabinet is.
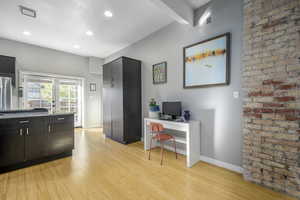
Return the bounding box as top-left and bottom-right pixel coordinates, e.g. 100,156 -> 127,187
48,114 -> 74,156
0,114 -> 74,173
110,58 -> 124,143
0,119 -> 25,167
22,117 -> 47,161
103,57 -> 141,144
0,55 -> 16,86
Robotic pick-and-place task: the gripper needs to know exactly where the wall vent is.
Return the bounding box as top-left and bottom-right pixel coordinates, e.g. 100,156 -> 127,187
19,5 -> 36,18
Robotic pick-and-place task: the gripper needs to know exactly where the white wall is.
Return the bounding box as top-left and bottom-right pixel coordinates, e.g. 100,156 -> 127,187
105,0 -> 243,166
0,38 -> 103,128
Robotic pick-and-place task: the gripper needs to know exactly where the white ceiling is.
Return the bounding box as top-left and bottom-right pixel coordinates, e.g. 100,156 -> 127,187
0,0 -> 174,58
185,0 -> 210,9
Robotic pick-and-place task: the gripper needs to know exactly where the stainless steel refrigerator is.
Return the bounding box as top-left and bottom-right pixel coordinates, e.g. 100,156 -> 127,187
0,77 -> 12,111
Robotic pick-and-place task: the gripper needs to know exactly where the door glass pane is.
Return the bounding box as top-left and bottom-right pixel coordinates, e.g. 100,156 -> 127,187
24,75 -> 54,112
58,79 -> 82,127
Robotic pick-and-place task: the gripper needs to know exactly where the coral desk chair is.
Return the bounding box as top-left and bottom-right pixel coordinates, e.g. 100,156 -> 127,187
148,122 -> 177,165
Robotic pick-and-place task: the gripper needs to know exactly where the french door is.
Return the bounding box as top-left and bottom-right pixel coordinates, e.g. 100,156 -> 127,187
22,73 -> 83,127
56,79 -> 82,127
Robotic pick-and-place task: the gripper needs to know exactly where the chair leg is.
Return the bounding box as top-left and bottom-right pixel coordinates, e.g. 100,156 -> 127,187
148,137 -> 153,160
173,138 -> 178,159
160,141 -> 164,166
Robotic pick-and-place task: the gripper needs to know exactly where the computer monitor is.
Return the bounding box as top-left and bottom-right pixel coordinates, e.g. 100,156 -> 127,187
162,101 -> 182,119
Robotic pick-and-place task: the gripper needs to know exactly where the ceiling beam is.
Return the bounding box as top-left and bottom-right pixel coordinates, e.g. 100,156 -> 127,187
150,0 -> 194,25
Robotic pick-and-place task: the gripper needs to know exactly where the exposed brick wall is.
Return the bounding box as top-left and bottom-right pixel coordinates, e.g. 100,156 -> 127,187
242,0 -> 300,198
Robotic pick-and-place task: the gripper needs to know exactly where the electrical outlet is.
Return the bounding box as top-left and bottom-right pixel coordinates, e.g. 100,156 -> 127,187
233,91 -> 239,99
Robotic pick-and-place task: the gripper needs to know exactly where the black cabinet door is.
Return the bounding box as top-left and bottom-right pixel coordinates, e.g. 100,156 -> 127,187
103,64 -> 112,138
48,115 -> 74,156
123,58 -> 142,142
22,118 -> 47,161
0,119 -> 25,167
110,58 -> 124,143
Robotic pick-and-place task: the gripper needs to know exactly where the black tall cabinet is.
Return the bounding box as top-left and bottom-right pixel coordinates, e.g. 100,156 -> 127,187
103,57 -> 141,144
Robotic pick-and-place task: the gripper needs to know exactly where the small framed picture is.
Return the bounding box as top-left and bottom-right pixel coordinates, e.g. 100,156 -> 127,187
90,83 -> 96,92
153,62 -> 167,84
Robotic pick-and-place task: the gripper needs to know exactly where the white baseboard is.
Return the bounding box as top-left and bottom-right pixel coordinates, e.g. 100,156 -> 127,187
142,139 -> 243,173
199,155 -> 243,174
84,124 -> 101,129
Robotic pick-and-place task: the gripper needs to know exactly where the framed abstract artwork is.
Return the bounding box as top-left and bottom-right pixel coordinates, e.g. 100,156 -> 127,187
183,33 -> 230,88
153,62 -> 167,84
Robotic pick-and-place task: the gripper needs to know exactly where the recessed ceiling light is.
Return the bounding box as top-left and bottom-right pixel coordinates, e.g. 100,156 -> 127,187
73,44 -> 80,49
23,31 -> 31,36
86,30 -> 94,36
104,10 -> 113,18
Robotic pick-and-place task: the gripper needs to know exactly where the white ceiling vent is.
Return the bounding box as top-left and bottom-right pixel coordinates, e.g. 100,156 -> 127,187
19,5 -> 37,18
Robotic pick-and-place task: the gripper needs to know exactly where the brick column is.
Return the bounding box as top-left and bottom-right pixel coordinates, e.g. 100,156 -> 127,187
242,0 -> 300,198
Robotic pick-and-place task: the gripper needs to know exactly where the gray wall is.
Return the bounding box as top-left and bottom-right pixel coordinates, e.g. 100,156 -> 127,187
0,38 -> 102,128
106,0 -> 243,166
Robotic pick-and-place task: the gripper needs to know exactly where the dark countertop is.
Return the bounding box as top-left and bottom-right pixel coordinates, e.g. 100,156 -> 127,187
0,111 -> 74,120
0,108 -> 48,114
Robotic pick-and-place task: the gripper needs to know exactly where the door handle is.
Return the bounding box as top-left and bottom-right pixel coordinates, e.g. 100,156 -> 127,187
57,117 -> 65,120
26,128 -> 29,135
48,125 -> 51,133
19,129 -> 23,136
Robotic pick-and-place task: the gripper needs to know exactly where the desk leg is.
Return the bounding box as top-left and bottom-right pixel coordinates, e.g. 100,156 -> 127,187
144,122 -> 150,150
187,125 -> 201,167
187,129 -> 191,167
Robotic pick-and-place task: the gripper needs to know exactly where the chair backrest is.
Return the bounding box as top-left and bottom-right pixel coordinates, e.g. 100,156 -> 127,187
150,122 -> 164,133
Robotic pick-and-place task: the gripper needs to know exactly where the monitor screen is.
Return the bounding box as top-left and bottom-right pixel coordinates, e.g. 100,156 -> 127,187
162,102 -> 182,117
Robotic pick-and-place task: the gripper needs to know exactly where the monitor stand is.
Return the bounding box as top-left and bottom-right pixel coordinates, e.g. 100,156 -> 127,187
159,115 -> 177,121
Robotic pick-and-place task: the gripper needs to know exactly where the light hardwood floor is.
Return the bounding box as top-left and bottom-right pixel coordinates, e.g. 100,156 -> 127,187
0,128 -> 296,200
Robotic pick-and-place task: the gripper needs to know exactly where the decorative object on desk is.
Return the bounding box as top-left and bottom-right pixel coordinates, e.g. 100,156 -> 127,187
149,98 -> 160,119
90,83 -> 96,91
153,62 -> 167,84
183,33 -> 230,88
183,110 -> 191,121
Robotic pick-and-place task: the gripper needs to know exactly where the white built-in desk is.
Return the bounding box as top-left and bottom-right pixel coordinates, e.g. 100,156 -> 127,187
144,118 -> 200,167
